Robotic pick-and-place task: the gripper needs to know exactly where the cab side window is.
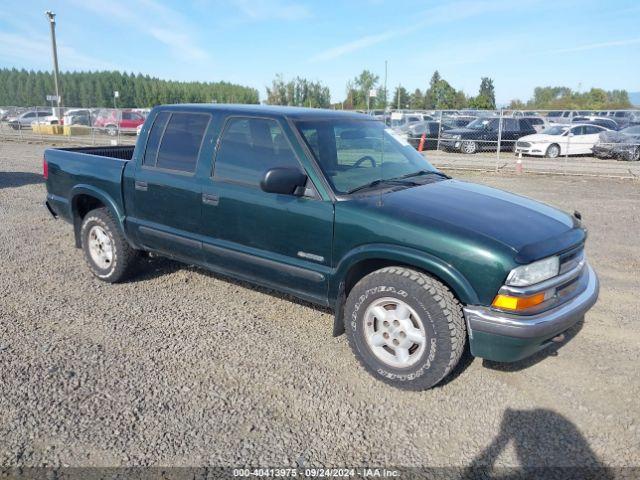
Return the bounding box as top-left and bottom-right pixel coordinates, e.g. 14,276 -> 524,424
156,113 -> 210,172
142,112 -> 170,166
213,117 -> 300,186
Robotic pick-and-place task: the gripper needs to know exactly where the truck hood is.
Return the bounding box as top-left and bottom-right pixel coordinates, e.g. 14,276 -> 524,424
356,179 -> 581,261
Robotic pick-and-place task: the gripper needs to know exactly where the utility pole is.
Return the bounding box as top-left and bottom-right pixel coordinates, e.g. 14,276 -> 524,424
384,60 -> 388,109
45,11 -> 62,116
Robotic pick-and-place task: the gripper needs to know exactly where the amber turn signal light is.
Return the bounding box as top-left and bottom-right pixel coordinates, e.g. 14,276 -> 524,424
492,292 -> 546,311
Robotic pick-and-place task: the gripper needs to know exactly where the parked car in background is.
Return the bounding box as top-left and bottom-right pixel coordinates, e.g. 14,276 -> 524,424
608,111 -> 640,129
571,117 -> 619,130
546,110 -> 580,124
7,109 -> 57,129
62,109 -> 92,126
592,126 -> 640,161
440,117 -> 536,154
93,110 -> 145,136
511,110 -> 541,117
389,112 -> 432,130
515,124 -> 609,158
526,116 -> 548,133
404,121 -> 442,150
441,116 -> 475,130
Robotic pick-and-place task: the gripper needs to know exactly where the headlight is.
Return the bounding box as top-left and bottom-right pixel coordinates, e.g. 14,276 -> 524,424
506,256 -> 559,287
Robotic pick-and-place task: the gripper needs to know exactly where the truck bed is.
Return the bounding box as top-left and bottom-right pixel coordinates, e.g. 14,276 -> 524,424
44,145 -> 135,225
55,145 -> 135,161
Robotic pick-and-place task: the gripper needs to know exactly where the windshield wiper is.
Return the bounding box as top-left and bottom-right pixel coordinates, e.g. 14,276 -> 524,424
399,169 -> 451,180
346,178 -> 419,195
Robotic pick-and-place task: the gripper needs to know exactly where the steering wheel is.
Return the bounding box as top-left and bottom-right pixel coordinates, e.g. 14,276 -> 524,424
353,155 -> 377,168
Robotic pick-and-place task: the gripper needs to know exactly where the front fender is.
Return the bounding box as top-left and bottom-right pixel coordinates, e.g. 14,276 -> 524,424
330,243 -> 480,306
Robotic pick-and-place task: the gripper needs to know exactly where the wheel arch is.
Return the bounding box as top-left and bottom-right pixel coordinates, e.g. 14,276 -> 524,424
330,244 -> 479,336
547,142 -> 561,156
70,185 -> 125,248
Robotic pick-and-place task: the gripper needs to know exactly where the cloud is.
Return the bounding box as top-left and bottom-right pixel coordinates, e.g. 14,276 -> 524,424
147,28 -> 209,62
69,0 -> 210,63
229,0 -> 311,21
0,31 -> 119,71
310,0 -> 541,62
546,38 -> 640,55
310,30 -> 403,62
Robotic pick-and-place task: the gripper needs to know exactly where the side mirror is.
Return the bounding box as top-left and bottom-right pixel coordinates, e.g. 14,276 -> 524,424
260,167 -> 308,196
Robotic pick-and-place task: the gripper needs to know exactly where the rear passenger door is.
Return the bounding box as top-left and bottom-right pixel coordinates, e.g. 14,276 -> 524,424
200,116 -> 333,304
500,118 -> 520,149
128,111 -> 211,261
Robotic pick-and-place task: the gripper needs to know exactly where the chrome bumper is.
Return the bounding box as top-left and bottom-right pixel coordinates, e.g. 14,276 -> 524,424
463,265 -> 599,339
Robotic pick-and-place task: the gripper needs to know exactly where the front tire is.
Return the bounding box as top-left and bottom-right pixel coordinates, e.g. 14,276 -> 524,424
545,143 -> 560,158
344,267 -> 466,390
80,208 -> 139,283
461,140 -> 477,154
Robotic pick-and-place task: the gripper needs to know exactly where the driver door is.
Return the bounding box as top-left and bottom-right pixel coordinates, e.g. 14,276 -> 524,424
567,126 -> 586,155
200,116 -> 333,305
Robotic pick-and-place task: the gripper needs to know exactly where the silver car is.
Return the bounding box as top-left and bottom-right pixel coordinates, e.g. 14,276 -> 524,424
7,110 -> 55,130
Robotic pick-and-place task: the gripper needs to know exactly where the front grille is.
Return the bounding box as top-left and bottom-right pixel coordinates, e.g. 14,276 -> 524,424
516,141 -> 531,148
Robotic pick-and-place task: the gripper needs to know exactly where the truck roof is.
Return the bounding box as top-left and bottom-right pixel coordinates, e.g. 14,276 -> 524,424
157,103 -> 372,121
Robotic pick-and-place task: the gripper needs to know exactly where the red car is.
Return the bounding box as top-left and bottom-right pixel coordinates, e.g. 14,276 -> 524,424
94,110 -> 145,136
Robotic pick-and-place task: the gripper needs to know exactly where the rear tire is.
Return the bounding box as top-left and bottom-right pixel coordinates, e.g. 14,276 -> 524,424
461,140 -> 477,154
106,124 -> 118,136
344,267 -> 466,390
546,143 -> 560,158
80,208 -> 139,283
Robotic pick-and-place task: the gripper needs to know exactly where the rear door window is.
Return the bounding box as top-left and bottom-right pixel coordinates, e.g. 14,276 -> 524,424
155,113 -> 210,173
502,118 -> 518,131
142,112 -> 170,166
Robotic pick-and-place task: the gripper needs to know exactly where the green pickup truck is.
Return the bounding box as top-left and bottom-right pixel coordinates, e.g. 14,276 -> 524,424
44,104 -> 599,390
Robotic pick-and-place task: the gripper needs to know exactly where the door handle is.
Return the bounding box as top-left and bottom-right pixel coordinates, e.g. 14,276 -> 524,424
135,180 -> 148,191
202,193 -> 219,206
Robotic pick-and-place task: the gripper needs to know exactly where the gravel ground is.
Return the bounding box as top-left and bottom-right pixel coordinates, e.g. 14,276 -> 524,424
1,141 -> 639,472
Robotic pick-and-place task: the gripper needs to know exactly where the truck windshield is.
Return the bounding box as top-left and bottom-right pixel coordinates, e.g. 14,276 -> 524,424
295,119 -> 438,194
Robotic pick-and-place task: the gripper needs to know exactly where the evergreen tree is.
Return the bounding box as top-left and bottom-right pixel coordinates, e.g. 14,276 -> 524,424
393,86 -> 410,109
0,68 -> 259,107
409,88 -> 424,109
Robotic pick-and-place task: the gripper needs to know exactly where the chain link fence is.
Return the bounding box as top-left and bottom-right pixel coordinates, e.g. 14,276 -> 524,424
1,105 -> 639,178
383,108 -> 640,178
0,106 -> 146,146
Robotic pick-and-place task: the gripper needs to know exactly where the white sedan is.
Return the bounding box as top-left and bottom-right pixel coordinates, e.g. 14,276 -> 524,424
514,124 -> 610,158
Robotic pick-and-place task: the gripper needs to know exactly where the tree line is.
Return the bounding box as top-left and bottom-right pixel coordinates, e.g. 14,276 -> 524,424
266,70 -> 632,111
0,68 -> 259,107
267,70 -> 497,110
509,87 -> 631,110
0,67 -> 632,111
